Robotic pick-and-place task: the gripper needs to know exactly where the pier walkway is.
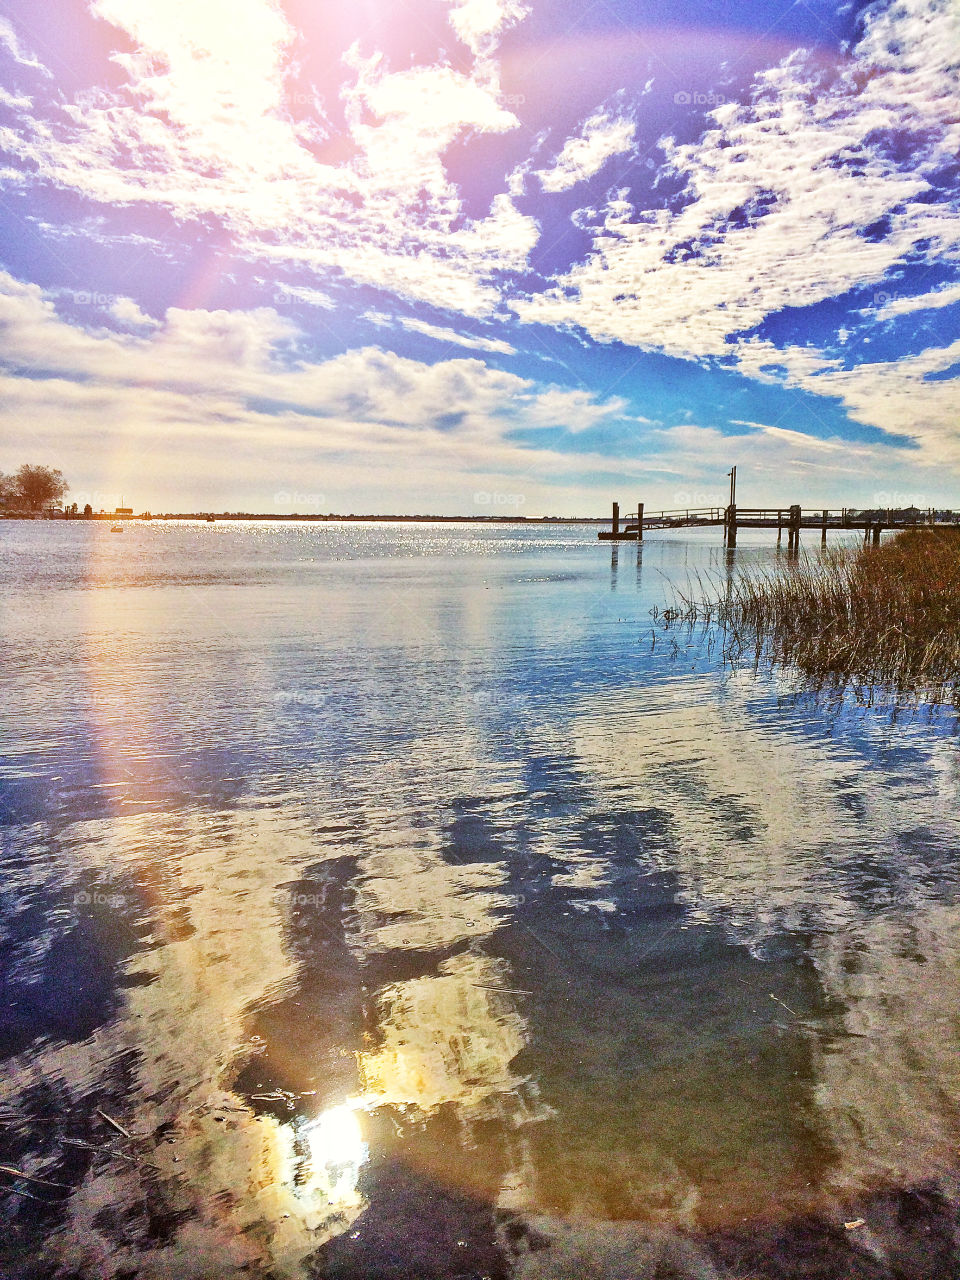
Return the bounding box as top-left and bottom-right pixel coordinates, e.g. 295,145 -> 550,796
599,503 -> 960,549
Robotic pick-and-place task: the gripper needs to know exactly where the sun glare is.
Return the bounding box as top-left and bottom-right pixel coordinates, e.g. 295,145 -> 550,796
302,1104 -> 368,1203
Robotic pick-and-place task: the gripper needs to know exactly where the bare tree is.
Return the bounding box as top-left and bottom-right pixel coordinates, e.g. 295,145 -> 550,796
13,464 -> 68,514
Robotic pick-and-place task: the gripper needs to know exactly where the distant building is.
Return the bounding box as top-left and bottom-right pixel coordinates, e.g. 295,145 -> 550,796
115,507 -> 133,516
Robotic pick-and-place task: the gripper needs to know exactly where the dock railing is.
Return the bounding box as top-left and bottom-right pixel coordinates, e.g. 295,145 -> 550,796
621,506 -> 725,525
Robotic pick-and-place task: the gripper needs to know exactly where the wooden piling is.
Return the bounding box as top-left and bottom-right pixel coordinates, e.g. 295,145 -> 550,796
612,501 -> 619,538
872,521 -> 882,546
821,509 -> 828,545
788,504 -> 801,551
637,503 -> 644,541
727,503 -> 737,547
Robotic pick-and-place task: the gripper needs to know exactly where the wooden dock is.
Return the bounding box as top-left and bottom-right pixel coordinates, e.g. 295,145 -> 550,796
599,502 -> 959,548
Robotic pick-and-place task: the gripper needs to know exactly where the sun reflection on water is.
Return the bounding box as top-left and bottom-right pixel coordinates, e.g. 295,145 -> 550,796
300,1104 -> 368,1204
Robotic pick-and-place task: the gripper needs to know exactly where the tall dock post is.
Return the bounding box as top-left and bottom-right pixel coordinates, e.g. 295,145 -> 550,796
777,511 -> 783,545
726,503 -> 737,547
637,503 -> 644,541
872,520 -> 883,546
821,509 -> 828,545
612,502 -> 619,538
788,504 -> 801,551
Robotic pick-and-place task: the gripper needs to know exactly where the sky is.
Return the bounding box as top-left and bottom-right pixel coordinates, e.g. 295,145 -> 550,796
0,0 -> 958,515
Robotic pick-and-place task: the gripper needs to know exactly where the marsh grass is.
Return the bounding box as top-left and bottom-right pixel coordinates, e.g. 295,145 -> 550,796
669,528 -> 960,702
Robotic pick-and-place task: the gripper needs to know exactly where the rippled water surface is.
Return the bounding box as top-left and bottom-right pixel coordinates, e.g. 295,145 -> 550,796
2,520 -> 960,1279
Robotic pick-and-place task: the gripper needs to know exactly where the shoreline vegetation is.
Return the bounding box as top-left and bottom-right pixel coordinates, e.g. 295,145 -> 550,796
671,528 -> 960,702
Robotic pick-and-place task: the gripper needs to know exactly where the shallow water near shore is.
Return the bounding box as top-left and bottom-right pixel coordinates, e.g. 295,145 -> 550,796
2,520 -> 960,1279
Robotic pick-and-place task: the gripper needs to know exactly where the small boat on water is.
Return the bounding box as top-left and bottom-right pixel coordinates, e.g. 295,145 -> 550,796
110,523 -> 123,532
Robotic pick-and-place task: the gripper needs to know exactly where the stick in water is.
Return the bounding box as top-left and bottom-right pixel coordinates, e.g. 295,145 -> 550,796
0,1164 -> 72,1190
96,1108 -> 133,1139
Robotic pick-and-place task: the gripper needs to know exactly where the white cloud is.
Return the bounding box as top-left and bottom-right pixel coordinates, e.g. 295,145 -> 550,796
640,420 -> 944,498
735,421 -> 842,453
9,268 -> 954,511
515,0 -> 960,358
798,338 -> 960,468
876,280 -> 960,319
444,0 -> 530,56
523,387 -> 628,432
387,316 -> 516,355
733,334 -> 960,469
92,0 -> 294,127
0,87 -> 32,110
0,270 -> 640,511
0,17 -> 50,76
536,111 -> 636,194
0,3 -> 537,317
733,340 -> 842,387
110,296 -> 159,329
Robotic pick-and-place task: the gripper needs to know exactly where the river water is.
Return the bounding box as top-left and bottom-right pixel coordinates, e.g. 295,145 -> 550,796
2,520 -> 960,1279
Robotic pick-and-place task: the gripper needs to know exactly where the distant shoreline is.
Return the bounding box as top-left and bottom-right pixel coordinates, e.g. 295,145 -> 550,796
4,513 -> 609,524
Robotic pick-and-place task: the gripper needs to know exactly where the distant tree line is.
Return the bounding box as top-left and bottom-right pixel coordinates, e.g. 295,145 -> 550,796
0,465 -> 71,515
